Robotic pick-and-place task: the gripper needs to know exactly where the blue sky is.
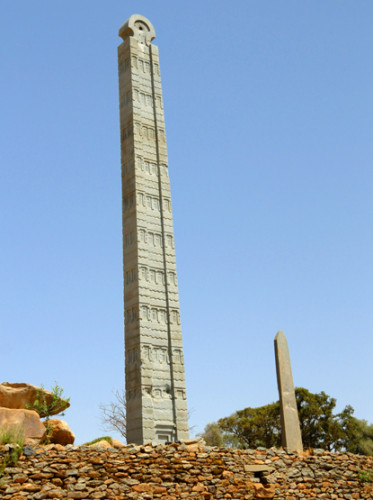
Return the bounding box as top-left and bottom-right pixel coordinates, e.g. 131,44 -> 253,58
1,1 -> 372,444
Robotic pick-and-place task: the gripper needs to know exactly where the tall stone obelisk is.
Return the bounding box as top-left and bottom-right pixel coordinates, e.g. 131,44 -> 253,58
117,15 -> 189,444
274,331 -> 303,453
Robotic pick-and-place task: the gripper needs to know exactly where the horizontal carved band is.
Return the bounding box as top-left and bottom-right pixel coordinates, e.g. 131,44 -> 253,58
126,344 -> 184,366
127,385 -> 186,401
136,156 -> 168,176
123,229 -> 174,249
124,265 -> 177,287
124,305 -> 180,325
140,266 -> 177,286
138,192 -> 171,212
119,55 -> 160,76
120,89 -> 163,111
138,228 -> 174,249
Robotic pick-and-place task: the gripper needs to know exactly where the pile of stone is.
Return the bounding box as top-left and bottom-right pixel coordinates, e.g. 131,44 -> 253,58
0,440 -> 373,499
0,382 -> 74,445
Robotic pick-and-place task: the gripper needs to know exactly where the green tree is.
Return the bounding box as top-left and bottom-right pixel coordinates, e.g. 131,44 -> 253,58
199,422 -> 224,447
205,388 -> 373,455
218,402 -> 281,449
356,420 -> 373,456
199,422 -> 241,448
344,418 -> 373,456
294,388 -> 360,451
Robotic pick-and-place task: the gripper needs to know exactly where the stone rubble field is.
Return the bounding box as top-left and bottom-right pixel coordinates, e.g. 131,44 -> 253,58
1,440 -> 373,499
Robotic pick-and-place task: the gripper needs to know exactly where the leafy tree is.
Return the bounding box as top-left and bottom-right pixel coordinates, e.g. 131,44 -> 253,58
295,387 -> 344,450
200,422 -> 223,446
199,422 -> 241,448
218,402 -> 281,449
205,388 -> 373,455
293,388 -> 366,452
344,418 -> 373,456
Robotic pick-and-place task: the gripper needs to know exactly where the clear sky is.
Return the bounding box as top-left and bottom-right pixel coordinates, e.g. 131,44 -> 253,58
1,1 -> 372,445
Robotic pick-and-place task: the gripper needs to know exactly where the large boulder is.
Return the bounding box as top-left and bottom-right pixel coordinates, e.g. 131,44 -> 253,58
88,439 -> 112,449
0,407 -> 46,442
111,438 -> 126,448
0,382 -> 69,417
86,438 -> 125,449
45,419 -> 75,445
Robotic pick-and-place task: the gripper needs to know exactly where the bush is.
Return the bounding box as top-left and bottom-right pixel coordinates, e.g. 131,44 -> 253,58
27,381 -> 70,443
358,469 -> 373,483
0,425 -> 25,476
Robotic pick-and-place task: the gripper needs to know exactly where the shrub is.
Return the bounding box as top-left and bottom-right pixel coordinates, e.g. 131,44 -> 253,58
27,381 -> 70,443
358,469 -> 373,483
0,425 -> 25,476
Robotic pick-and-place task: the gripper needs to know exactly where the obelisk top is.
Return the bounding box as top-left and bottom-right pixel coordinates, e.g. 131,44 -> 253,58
119,14 -> 156,45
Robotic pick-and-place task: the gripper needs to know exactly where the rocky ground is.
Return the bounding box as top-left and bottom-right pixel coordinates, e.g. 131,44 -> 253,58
0,382 -> 74,447
1,440 -> 373,499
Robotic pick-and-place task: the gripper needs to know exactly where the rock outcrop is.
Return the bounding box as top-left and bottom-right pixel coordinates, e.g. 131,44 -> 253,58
0,408 -> 46,442
0,382 -> 73,445
0,382 -> 70,417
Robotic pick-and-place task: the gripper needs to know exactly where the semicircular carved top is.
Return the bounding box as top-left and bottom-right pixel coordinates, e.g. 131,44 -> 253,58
119,14 -> 156,45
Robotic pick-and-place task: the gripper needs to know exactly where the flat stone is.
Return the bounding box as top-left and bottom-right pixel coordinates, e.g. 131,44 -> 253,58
244,465 -> 273,473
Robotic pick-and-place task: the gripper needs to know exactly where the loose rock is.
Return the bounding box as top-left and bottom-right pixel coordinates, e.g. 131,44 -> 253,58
45,419 -> 75,445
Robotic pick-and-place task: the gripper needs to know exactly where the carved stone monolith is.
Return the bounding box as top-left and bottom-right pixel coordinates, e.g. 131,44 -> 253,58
274,330 -> 303,453
117,15 -> 189,444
